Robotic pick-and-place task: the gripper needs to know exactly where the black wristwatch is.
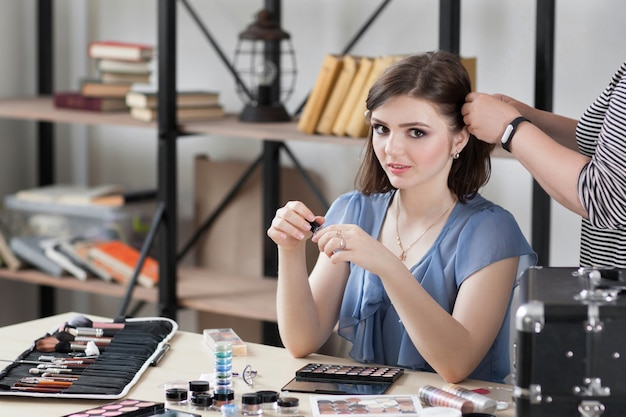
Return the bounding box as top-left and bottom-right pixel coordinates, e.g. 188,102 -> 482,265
500,116 -> 530,152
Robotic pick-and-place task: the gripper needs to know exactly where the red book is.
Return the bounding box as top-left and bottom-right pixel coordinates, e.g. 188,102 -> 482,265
87,40 -> 154,62
87,240 -> 158,288
54,91 -> 128,112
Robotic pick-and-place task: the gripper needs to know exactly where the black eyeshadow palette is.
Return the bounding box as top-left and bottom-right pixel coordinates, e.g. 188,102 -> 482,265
295,363 -> 404,384
61,399 -> 165,417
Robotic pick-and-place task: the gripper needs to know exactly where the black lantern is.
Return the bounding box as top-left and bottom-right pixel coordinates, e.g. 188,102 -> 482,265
233,9 -> 297,123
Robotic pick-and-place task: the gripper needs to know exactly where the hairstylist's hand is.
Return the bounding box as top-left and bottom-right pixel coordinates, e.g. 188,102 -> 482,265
462,92 -> 522,143
267,200 -> 323,251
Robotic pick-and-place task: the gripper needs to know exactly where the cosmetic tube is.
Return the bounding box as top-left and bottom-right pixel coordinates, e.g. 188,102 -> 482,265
441,383 -> 497,413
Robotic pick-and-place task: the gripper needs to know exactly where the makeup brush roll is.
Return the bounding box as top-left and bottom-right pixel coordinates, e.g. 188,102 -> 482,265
0,315 -> 177,399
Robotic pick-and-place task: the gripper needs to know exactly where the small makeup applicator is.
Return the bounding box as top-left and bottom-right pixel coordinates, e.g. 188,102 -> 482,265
35,337 -> 101,356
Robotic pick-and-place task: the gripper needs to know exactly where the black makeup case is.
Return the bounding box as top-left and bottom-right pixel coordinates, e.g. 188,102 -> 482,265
513,266 -> 626,416
0,315 -> 177,399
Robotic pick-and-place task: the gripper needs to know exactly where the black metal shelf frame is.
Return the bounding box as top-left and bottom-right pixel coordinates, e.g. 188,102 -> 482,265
33,0 -> 554,321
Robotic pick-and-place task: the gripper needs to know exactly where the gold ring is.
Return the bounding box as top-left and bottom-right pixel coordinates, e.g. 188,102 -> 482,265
339,239 -> 346,250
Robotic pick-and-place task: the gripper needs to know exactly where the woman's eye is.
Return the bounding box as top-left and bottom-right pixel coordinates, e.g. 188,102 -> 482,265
373,124 -> 389,135
408,128 -> 425,138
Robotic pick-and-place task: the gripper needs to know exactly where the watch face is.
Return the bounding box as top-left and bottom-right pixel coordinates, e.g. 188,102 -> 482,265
501,124 -> 515,144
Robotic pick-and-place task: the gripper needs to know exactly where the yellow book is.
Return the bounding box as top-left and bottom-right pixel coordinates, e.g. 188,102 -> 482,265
461,57 -> 477,91
297,54 -> 344,134
345,55 -> 397,139
331,56 -> 374,137
315,55 -> 360,136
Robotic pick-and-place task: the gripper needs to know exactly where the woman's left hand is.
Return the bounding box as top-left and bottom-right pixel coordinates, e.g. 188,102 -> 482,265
312,224 -> 398,275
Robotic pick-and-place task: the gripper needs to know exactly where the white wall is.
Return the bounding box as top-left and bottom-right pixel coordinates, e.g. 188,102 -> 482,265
1,0 -> 625,325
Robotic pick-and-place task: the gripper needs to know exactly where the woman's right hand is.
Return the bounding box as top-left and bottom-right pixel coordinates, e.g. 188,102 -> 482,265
267,200 -> 323,250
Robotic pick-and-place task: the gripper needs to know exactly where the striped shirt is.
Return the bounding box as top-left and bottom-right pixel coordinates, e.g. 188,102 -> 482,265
577,60 -> 626,267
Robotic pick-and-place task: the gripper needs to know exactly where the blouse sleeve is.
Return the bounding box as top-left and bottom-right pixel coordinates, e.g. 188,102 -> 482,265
455,206 -> 536,286
578,65 -> 626,229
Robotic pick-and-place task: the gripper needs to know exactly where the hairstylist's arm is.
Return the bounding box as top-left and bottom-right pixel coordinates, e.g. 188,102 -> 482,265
462,92 -> 590,218
491,94 -> 580,150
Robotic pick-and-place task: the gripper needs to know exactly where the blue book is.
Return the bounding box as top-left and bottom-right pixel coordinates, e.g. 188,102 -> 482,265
9,235 -> 65,277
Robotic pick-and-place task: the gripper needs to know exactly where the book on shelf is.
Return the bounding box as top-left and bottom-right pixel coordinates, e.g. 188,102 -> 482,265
97,58 -> 152,74
87,240 -> 158,288
55,239 -> 114,282
83,188 -> 158,207
129,105 -> 225,122
81,79 -> 134,98
100,71 -> 151,85
39,237 -> 88,281
345,55 -> 398,138
315,54 -> 360,136
10,235 -> 65,277
125,90 -> 220,109
0,226 -> 22,271
15,184 -> 125,206
53,91 -> 128,112
331,56 -> 374,137
461,57 -> 477,91
87,40 -> 154,62
297,54 -> 344,134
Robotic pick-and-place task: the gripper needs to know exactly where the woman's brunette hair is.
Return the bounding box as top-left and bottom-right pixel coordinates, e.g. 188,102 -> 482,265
356,51 -> 494,202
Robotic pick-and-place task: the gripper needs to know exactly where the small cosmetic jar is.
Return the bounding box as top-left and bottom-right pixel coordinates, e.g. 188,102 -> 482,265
221,403 -> 241,417
420,407 -> 462,417
277,396 -> 300,414
190,392 -> 213,411
189,379 -> 211,397
241,392 -> 263,416
256,390 -> 279,411
165,387 -> 188,406
213,388 -> 235,408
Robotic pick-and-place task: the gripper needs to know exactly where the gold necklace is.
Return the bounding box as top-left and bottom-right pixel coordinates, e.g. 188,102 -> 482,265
395,196 -> 455,261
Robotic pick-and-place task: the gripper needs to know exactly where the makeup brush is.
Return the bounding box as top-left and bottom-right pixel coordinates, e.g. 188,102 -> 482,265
0,358 -> 48,365
54,331 -> 112,346
36,337 -> 101,356
65,327 -> 119,337
67,314 -> 126,330
0,383 -> 65,393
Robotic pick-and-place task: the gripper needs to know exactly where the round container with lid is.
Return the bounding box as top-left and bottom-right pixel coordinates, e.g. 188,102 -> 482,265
256,390 -> 279,411
214,388 -> 235,408
241,392 -> 263,416
277,396 -> 300,414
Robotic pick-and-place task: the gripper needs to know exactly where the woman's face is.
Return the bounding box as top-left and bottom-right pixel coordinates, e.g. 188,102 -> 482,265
370,94 -> 465,192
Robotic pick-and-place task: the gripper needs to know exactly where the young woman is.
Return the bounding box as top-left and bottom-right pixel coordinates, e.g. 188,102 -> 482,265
267,51 -> 536,383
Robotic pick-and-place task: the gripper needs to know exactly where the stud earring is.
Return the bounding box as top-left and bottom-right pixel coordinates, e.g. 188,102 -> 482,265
453,152 -> 460,159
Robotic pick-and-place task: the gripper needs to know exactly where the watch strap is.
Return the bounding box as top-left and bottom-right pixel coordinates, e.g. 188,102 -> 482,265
501,116 -> 530,152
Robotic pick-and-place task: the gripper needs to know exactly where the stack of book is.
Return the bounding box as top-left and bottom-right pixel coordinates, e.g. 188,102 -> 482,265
13,183 -> 156,207
125,89 -> 225,122
9,236 -> 159,287
54,40 -> 155,112
297,54 -> 476,138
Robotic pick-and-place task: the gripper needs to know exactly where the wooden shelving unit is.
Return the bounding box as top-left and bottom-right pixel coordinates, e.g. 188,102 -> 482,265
3,0 -> 549,329
0,266 -> 278,323
0,97 -> 368,147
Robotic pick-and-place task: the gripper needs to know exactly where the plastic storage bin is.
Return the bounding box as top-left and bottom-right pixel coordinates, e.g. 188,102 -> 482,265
3,194 -> 155,249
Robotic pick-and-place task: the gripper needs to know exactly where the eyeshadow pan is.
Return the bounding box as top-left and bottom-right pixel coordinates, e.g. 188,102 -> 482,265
61,399 -> 165,417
